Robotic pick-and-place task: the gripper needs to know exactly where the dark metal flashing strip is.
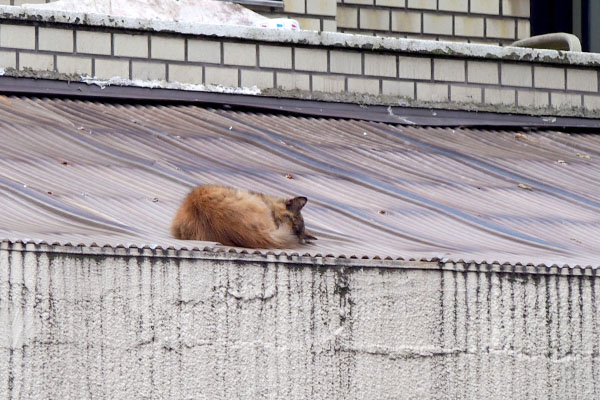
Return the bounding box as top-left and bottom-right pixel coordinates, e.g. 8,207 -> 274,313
1,76 -> 600,129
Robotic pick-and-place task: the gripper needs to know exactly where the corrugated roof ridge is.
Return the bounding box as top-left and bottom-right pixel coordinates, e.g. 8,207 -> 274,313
1,238 -> 596,272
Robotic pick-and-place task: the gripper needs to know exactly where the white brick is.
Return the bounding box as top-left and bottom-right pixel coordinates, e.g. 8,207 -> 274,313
337,7 -> 358,29
434,59 -> 465,82
330,50 -> 362,75
284,0 -> 305,13
551,92 -> 582,109
151,36 -> 185,61
467,61 -> 499,84
0,50 -> 16,69
241,70 -> 274,89
76,31 -> 111,55
451,85 -> 482,103
56,55 -> 92,75
584,95 -> 600,111
517,90 -> 549,108
365,54 -> 396,77
276,72 -> 310,91
131,61 -> 166,81
94,59 -> 129,79
471,0 -> 500,14
439,0 -> 468,12
534,66 -> 565,89
259,45 -> 292,69
441,37 -> 470,43
348,77 -> 380,95
295,17 -> 321,31
423,13 -> 453,36
295,48 -> 328,72
19,52 -> 53,72
407,0 -> 436,10
312,75 -> 345,92
502,0 -> 530,17
567,69 -> 598,92
501,63 -> 532,87
343,0 -> 373,4
455,16 -> 484,37
391,11 -> 421,33
382,80 -> 414,98
114,34 -> 148,58
168,64 -> 203,84
306,0 -> 336,16
398,56 -> 430,80
376,0 -> 405,6
0,24 -> 35,50
486,18 -> 516,39
223,42 -> 256,66
38,27 -> 73,52
205,66 -> 238,87
360,9 -> 390,31
416,82 -> 448,102
188,40 -> 221,64
517,20 -> 530,39
323,19 -> 337,32
484,88 -> 515,105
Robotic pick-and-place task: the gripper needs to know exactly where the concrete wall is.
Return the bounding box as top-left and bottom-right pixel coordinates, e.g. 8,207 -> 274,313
0,0 -> 53,5
1,241 -> 598,399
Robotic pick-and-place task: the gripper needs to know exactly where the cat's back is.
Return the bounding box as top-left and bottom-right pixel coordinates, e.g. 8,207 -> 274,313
171,185 -> 276,245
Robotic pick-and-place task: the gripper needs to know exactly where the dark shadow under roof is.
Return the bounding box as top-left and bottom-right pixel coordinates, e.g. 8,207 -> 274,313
1,95 -> 600,267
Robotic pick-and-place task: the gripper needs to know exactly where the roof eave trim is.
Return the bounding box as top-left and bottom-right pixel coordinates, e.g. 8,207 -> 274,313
2,240 -> 594,275
2,76 -> 599,128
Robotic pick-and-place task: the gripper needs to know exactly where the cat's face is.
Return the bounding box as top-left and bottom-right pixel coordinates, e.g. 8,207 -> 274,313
285,197 -> 317,244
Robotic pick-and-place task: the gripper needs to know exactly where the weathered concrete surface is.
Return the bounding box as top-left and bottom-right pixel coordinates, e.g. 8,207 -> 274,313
1,242 -> 599,399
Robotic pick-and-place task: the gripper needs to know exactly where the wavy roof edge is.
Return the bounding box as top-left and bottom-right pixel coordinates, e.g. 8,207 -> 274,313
0,5 -> 598,67
1,239 -> 596,274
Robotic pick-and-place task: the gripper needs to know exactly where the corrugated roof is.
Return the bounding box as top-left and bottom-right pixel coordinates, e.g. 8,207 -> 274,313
1,96 -> 599,267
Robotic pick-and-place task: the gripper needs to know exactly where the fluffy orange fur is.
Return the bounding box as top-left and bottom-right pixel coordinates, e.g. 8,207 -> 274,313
171,185 -> 316,248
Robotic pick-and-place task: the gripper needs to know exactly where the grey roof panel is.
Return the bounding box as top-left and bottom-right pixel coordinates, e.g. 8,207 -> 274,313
1,96 -> 599,267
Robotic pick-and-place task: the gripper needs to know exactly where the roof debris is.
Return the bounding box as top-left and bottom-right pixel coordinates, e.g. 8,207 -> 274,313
514,133 -> 528,141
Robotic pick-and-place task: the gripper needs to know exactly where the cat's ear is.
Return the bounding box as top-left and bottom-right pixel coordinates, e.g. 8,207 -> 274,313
285,196 -> 307,212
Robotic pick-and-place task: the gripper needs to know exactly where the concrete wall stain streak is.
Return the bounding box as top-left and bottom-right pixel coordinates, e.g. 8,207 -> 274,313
1,247 -> 599,399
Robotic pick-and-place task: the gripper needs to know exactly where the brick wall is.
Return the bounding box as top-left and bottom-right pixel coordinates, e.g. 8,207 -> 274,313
337,0 -> 530,44
0,9 -> 597,117
3,0 -> 529,43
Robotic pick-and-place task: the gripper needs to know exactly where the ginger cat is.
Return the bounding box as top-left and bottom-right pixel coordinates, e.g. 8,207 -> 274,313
171,185 -> 317,248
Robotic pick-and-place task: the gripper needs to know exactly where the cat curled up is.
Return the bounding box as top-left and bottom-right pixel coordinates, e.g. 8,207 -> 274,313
171,185 -> 317,248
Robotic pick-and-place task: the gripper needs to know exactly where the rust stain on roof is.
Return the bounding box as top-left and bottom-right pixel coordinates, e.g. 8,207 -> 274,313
1,96 -> 599,267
